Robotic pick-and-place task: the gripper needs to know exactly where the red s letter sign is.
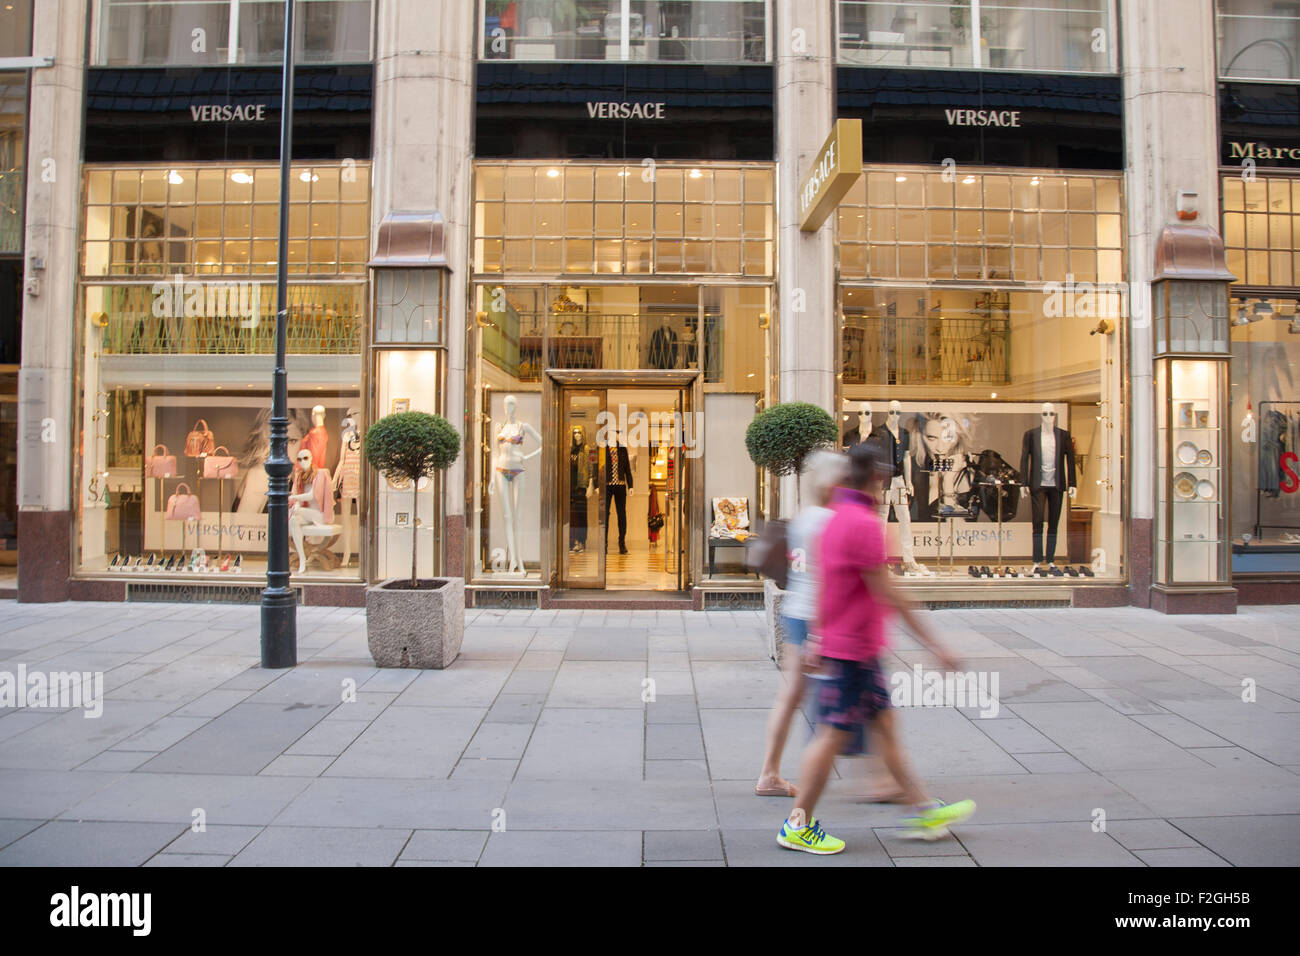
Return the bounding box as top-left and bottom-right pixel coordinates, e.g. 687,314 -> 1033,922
1281,452 -> 1300,494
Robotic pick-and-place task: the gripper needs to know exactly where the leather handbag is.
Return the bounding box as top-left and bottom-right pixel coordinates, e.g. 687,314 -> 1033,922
203,445 -> 238,479
184,419 -> 216,458
745,518 -> 789,590
146,444 -> 177,478
165,482 -> 201,521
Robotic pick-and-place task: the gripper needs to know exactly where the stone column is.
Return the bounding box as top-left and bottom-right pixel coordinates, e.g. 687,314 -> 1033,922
372,0 -> 476,575
774,0 -> 836,516
17,0 -> 87,602
1119,0 -> 1221,607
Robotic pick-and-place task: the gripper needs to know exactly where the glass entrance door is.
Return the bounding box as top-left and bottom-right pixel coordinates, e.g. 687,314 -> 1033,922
560,388 -> 606,588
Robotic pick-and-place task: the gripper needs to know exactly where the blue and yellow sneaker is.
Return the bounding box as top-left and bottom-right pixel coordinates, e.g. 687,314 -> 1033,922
900,798 -> 976,841
777,817 -> 846,855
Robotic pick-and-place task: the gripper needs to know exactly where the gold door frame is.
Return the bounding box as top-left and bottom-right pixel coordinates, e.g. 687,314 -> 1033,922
544,369 -> 701,591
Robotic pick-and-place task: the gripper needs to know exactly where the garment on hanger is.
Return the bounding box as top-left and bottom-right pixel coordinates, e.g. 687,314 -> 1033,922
1261,408 -> 1286,496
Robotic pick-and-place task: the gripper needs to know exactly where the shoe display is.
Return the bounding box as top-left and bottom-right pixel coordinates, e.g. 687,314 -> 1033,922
900,798 -> 976,841
1079,565 -> 1095,577
1065,566 -> 1079,577
1049,565 -> 1064,577
979,565 -> 992,578
233,555 -> 243,572
967,565 -> 979,578
777,817 -> 846,855
219,554 -> 232,572
108,554 -> 122,570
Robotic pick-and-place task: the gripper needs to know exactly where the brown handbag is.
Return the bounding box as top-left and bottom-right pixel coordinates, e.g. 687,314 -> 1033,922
185,419 -> 216,458
203,445 -> 238,479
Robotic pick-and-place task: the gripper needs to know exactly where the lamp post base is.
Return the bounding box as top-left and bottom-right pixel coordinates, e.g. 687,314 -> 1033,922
260,586 -> 299,668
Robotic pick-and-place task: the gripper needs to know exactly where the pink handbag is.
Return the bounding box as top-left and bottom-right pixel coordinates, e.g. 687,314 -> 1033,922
146,444 -> 177,478
165,482 -> 201,521
204,445 -> 238,479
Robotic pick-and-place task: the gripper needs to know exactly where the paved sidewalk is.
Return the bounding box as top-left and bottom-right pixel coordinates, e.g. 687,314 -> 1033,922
0,600 -> 1297,866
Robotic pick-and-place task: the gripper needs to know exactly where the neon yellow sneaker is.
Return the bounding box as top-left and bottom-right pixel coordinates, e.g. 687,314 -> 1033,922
900,799 -> 976,841
777,817 -> 846,855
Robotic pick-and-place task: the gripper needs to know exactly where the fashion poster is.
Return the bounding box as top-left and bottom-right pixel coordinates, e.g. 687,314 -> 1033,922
843,401 -> 1072,561
143,394 -> 359,552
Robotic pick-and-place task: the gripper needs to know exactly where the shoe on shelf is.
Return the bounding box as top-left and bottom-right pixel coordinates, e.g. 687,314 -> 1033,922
967,565 -> 979,578
1049,565 -> 1064,577
1079,565 -> 1095,577
233,555 -> 243,572
900,798 -> 976,842
777,817 -> 846,855
979,565 -> 992,578
1065,566 -> 1079,577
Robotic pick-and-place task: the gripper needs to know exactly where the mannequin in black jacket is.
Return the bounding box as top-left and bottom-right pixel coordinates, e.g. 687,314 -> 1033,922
603,432 -> 634,554
1018,402 -> 1077,569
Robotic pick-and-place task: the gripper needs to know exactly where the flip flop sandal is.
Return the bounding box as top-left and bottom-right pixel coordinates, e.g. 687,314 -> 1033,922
755,781 -> 798,798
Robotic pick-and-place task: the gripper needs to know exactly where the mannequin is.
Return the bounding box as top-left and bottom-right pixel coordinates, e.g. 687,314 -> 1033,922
603,428 -> 634,554
333,413 -> 361,566
842,401 -> 870,448
1019,402 -> 1077,570
569,424 -> 595,552
870,400 -> 931,576
289,448 -> 333,574
489,394 -> 542,574
302,404 -> 329,475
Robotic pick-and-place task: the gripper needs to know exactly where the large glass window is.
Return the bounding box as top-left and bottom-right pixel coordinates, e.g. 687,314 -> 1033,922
838,166 -> 1126,583
1218,0 -> 1300,80
1223,175 -> 1300,288
837,0 -> 1116,73
474,162 -> 774,277
0,73 -> 25,256
77,162 -> 369,583
0,1 -> 32,58
481,0 -> 769,62
93,0 -> 373,66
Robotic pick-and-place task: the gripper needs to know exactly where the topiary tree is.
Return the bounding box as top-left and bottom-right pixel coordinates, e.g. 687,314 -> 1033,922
745,401 -> 838,508
364,411 -> 461,586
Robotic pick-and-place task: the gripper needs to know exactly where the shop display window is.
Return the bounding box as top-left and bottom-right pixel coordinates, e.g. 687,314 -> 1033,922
0,72 -> 25,256
94,0 -> 373,67
1217,0 -> 1300,80
480,0 -> 769,63
837,0 -> 1116,73
837,165 -> 1126,582
77,162 -> 369,582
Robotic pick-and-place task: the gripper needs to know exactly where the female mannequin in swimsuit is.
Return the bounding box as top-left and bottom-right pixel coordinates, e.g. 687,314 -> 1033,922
489,394 -> 542,574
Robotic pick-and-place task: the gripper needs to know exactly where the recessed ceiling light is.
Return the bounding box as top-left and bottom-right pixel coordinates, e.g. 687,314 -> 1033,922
895,175 -> 907,183
230,171 -> 253,184
546,168 -> 560,178
689,169 -> 703,179
962,176 -> 976,185
168,170 -> 184,185
298,171 -> 319,183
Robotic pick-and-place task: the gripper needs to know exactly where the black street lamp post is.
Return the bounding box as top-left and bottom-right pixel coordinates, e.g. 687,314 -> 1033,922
260,0 -> 298,668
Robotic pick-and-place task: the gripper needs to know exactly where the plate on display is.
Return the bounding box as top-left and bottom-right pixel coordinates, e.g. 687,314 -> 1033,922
1196,448 -> 1213,466
1173,472 -> 1197,499
1197,479 -> 1216,500
1176,441 -> 1199,465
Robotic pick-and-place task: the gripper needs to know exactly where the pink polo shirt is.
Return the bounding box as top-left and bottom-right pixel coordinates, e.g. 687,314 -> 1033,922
817,487 -> 890,662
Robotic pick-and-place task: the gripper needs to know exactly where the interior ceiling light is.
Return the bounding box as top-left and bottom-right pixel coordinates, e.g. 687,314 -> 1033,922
230,171 -> 253,184
895,175 -> 908,183
1030,177 -> 1041,186
298,171 -> 319,183
1254,298 -> 1275,319
962,175 -> 976,185
546,168 -> 560,178
689,169 -> 703,179
1232,303 -> 1254,327
167,170 -> 184,185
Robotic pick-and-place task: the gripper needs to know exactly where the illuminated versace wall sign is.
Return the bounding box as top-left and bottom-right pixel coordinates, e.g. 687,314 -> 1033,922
799,118 -> 863,232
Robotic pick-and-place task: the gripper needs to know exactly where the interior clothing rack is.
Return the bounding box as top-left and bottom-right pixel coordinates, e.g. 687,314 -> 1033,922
1254,400 -> 1300,540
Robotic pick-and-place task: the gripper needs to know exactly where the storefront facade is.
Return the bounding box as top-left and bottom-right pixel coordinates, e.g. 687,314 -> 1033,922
12,0 -> 1293,613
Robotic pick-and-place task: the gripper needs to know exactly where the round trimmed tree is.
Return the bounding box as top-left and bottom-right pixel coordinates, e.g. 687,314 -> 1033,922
364,411 -> 461,586
745,401 -> 838,507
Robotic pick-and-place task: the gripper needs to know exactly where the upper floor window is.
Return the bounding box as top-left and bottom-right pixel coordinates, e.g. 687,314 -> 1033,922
0,1 -> 33,59
1218,1 -> 1300,81
837,0 -> 1116,73
93,0 -> 373,67
481,0 -> 770,63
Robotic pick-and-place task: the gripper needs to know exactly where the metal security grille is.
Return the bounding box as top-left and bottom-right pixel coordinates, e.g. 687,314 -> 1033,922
127,582 -> 300,605
472,589 -> 541,609
701,590 -> 763,608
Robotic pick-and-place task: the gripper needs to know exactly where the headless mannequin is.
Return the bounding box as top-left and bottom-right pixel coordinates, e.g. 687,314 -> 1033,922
870,400 -> 931,576
333,415 -> 361,566
489,394 -> 542,574
1020,402 -> 1076,570
289,448 -> 333,574
569,425 -> 595,552
302,404 -> 329,473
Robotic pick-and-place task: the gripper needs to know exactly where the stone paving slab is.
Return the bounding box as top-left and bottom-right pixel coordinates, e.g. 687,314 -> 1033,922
3,600 -> 1300,865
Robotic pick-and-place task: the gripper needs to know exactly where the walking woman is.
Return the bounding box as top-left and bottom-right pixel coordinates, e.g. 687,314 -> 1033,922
755,450 -> 846,797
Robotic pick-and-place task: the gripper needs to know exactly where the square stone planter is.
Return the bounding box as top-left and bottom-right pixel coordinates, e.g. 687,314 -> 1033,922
366,577 -> 465,669
764,578 -> 794,668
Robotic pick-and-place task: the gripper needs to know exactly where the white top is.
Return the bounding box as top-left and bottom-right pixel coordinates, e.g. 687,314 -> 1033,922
1041,426 -> 1057,487
782,504 -> 835,622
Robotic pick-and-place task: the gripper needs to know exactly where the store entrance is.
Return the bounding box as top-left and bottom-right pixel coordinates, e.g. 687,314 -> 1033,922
547,372 -> 697,592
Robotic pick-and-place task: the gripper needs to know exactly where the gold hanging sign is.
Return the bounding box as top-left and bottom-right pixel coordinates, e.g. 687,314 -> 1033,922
798,118 -> 863,232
